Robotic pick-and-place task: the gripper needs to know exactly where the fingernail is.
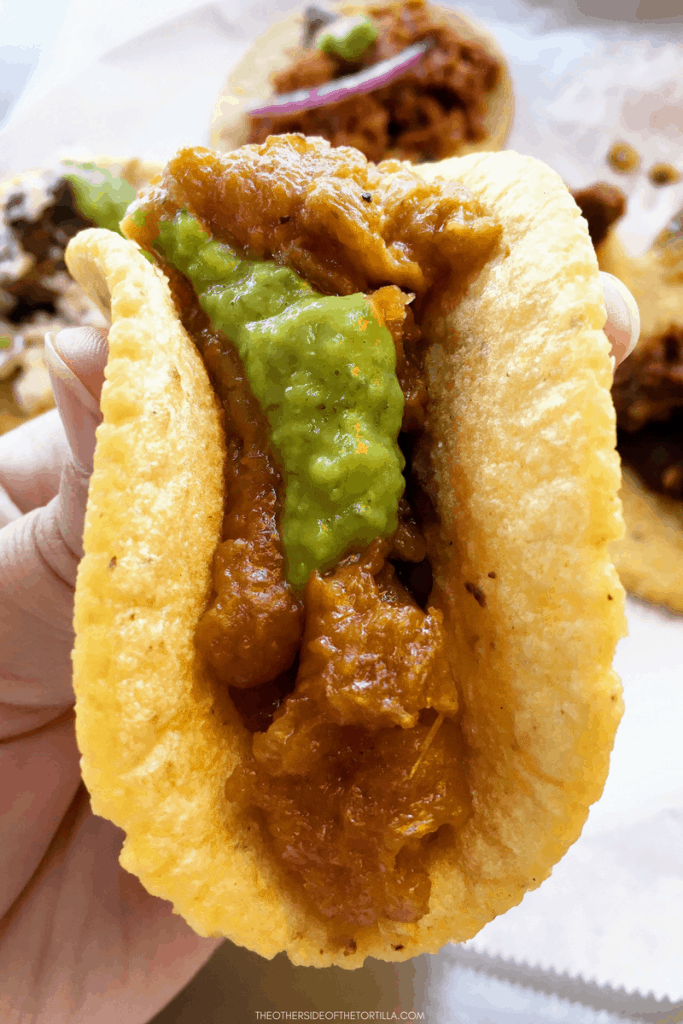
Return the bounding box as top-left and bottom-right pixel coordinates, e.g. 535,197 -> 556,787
601,272 -> 640,367
52,326 -> 108,405
45,329 -> 108,474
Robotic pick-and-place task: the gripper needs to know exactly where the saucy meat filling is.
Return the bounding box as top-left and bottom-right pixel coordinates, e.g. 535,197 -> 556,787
248,0 -> 501,163
127,135 -> 499,926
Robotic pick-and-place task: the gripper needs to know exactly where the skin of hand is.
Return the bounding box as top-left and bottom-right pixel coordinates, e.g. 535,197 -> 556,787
0,276 -> 639,1024
0,327 -> 221,1024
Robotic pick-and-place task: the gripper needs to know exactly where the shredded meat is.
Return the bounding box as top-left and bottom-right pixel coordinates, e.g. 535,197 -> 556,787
228,712 -> 469,926
247,0 -> 501,163
1,172 -> 95,322
0,170 -> 108,423
371,285 -> 427,430
613,328 -> 683,498
569,182 -> 683,503
157,137 -> 498,300
618,419 -> 683,499
251,542 -> 457,775
185,307 -> 305,689
613,328 -> 683,432
126,135 -> 498,927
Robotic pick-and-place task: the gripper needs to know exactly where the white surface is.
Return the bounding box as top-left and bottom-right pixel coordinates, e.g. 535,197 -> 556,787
2,0 -> 683,1014
468,603 -> 683,1000
426,959 -> 641,1024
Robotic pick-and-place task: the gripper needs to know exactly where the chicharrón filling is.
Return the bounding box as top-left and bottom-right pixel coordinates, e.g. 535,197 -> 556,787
125,135 -> 500,928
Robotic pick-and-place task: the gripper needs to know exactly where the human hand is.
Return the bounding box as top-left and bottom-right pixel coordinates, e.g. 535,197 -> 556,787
0,274 -> 639,1024
0,327 -> 221,1024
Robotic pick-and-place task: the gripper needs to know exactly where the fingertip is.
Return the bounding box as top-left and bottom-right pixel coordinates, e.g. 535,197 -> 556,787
52,326 -> 109,404
601,272 -> 640,367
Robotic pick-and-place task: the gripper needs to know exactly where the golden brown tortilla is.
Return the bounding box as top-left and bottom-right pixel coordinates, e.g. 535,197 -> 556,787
67,149 -> 624,967
599,228 -> 683,613
210,3 -> 513,157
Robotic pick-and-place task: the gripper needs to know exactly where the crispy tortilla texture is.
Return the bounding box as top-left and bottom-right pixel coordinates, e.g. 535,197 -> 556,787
415,152 -> 624,936
67,152 -> 624,968
210,3 -> 512,157
599,230 -> 683,613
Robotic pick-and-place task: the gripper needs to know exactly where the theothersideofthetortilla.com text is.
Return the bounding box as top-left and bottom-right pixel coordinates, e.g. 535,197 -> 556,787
254,1012 -> 426,1020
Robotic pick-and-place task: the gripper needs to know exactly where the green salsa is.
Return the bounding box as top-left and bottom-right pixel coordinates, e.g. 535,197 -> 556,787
155,212 -> 405,589
317,16 -> 378,62
62,161 -> 136,235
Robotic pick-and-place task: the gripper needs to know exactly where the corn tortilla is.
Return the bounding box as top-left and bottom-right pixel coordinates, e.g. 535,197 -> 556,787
599,228 -> 683,613
210,3 -> 513,157
67,150 -> 624,967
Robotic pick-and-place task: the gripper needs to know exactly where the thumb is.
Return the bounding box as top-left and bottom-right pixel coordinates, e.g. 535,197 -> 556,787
44,327 -> 108,563
0,327 -> 107,708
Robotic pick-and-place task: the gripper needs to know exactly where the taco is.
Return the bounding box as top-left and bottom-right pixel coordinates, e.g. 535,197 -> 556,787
574,184 -> 683,613
0,157 -> 162,428
66,136 -> 624,967
210,0 -> 512,163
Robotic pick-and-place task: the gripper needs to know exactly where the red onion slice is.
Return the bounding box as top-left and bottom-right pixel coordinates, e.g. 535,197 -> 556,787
247,40 -> 430,118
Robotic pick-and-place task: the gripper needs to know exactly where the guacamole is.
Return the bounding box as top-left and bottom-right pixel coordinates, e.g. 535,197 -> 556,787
62,161 -> 136,235
317,16 -> 379,63
155,211 -> 405,588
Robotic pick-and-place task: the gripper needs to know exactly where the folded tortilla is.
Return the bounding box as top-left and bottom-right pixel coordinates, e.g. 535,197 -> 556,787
210,3 -> 513,158
66,149 -> 624,967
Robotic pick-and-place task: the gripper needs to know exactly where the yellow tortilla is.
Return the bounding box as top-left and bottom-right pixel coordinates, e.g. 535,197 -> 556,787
210,3 -> 513,157
599,228 -> 683,613
67,149 -> 624,967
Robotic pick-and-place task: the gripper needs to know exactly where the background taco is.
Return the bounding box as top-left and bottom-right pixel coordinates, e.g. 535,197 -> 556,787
210,0 -> 512,163
0,157 -> 162,431
66,138 -> 623,967
574,184 -> 683,614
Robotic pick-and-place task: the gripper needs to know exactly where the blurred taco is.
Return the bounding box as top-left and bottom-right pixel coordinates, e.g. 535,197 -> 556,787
211,0 -> 512,163
0,157 -> 161,427
574,183 -> 683,613
66,136 -> 623,967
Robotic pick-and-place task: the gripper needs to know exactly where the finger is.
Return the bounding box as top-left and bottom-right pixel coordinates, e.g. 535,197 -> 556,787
0,410 -> 69,526
45,327 -> 107,476
0,326 -> 108,524
0,787 -> 221,1024
601,272 -> 640,368
43,328 -> 107,563
0,327 -> 108,711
